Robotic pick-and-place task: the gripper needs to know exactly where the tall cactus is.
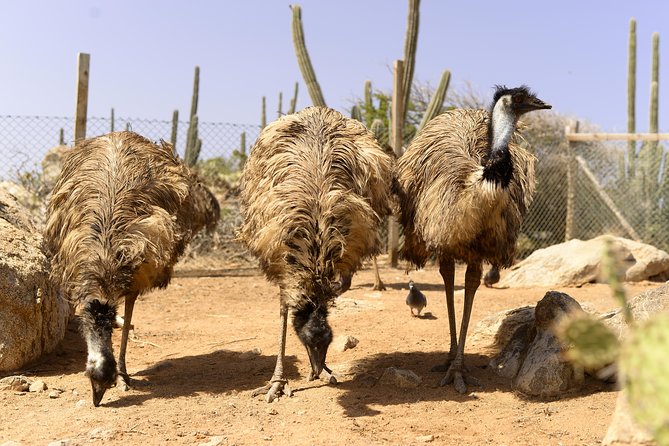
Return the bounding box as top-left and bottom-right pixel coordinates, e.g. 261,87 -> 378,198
58,128 -> 64,145
277,92 -> 283,118
110,108 -> 115,132
363,80 -> 374,126
184,66 -> 201,167
418,69 -> 451,132
261,96 -> 267,128
288,82 -> 299,114
350,105 -> 362,122
370,118 -> 389,149
650,32 -> 659,135
170,110 -> 179,151
401,0 -> 420,124
627,18 -> 637,176
291,5 -> 326,107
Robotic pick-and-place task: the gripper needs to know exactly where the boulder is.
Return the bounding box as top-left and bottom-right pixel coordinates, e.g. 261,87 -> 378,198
41,145 -> 69,192
480,291 -> 585,397
500,236 -> 669,288
602,282 -> 669,340
0,189 -> 70,372
602,390 -> 654,445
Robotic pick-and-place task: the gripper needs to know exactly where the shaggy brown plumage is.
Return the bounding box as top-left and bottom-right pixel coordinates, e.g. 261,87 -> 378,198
394,86 -> 550,393
239,106 -> 393,402
44,131 -> 219,406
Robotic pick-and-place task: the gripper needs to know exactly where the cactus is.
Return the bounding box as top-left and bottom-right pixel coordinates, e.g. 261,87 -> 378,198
350,105 -> 362,122
627,18 -> 637,176
650,32 -> 659,135
363,80 -> 374,126
278,92 -> 283,118
184,66 -> 201,167
170,110 -> 179,150
261,96 -> 267,128
418,69 -> 451,132
232,131 -> 248,170
401,0 -> 420,124
291,5 -> 326,107
370,118 -> 388,148
110,108 -> 115,132
288,82 -> 299,114
58,128 -> 64,145
125,122 -> 131,131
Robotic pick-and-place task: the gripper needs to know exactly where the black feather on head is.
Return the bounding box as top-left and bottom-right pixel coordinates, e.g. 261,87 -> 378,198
492,85 -> 535,106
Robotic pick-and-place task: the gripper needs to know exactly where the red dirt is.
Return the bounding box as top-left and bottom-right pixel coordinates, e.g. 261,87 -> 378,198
0,258 -> 656,446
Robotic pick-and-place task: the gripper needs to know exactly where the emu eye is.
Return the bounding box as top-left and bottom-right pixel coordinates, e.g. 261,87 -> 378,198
513,95 -> 522,103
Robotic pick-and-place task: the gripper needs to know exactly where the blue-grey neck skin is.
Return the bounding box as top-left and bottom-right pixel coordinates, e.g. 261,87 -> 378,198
490,95 -> 518,155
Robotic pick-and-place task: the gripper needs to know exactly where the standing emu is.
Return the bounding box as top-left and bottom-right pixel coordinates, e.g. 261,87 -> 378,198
394,86 -> 550,393
44,131 -> 219,406
239,107 -> 393,402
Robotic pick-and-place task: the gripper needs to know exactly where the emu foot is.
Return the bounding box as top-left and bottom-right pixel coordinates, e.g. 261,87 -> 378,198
309,365 -> 338,385
252,378 -> 292,403
373,280 -> 386,291
439,364 -> 481,394
116,371 -> 131,391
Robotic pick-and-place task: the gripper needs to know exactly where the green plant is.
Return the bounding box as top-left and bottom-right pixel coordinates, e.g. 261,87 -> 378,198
185,66 -> 202,167
58,128 -> 64,145
170,110 -> 179,149
401,0 -> 419,125
261,96 -> 267,128
277,91 -> 283,118
291,5 -> 326,107
288,82 -> 299,114
417,69 -> 451,131
111,108 -> 115,132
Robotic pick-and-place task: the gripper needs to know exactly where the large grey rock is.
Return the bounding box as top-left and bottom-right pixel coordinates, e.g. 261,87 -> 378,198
0,190 -> 70,372
602,390 -> 654,445
603,282 -> 669,340
483,291 -> 585,397
500,236 -> 669,288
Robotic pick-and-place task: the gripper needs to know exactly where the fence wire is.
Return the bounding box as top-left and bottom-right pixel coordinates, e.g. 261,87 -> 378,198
1,114 -> 668,258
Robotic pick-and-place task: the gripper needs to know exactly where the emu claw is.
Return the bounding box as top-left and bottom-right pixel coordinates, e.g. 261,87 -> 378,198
439,366 -> 481,394
252,378 -> 292,403
117,372 -> 131,391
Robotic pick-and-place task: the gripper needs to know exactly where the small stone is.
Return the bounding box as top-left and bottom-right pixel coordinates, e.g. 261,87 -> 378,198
378,367 -> 422,388
29,380 -> 47,392
266,408 -> 278,415
75,399 -> 87,408
198,436 -> 225,446
416,435 -> 434,443
47,440 -> 71,446
333,335 -> 359,352
48,391 -> 60,399
0,375 -> 30,392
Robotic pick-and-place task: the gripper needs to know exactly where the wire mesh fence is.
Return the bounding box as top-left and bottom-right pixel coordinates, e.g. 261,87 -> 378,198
1,114 -> 668,258
0,115 -> 260,180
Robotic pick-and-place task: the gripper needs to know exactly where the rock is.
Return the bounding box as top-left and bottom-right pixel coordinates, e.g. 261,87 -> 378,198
603,282 -> 669,340
48,391 -> 60,399
487,292 -> 585,397
378,367 -> 422,388
198,436 -> 225,446
602,390 -> 654,445
28,380 -> 47,392
0,189 -> 70,372
41,145 -> 69,193
75,399 -> 87,408
1,441 -> 22,446
416,435 -> 434,443
470,306 -> 535,350
0,375 -> 30,392
47,440 -> 71,446
499,236 -> 669,288
333,335 -> 359,352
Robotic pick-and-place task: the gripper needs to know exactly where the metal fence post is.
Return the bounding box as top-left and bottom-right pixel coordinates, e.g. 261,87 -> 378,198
388,59 -> 405,268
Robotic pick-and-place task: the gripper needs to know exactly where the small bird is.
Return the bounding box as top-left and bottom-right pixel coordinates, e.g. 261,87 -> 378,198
483,265 -> 500,288
406,280 -> 427,316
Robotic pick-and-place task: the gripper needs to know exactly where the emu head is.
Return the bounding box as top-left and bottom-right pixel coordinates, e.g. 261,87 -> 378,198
80,299 -> 117,407
492,85 -> 552,118
292,300 -> 333,381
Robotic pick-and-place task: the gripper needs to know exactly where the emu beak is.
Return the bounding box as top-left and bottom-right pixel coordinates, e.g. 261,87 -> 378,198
528,97 -> 552,111
91,380 -> 107,407
306,345 -> 327,381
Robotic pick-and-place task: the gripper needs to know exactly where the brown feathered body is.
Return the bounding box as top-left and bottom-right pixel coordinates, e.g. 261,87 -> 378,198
45,131 -> 218,305
239,107 -> 393,308
394,109 -> 535,269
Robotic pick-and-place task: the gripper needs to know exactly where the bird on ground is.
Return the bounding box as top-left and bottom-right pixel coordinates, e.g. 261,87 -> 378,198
483,265 -> 501,288
44,131 -> 219,406
406,280 -> 427,316
238,107 -> 393,402
394,85 -> 551,393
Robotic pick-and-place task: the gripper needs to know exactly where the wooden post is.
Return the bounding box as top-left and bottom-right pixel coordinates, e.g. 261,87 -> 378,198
565,121 -> 579,241
74,52 -> 90,144
388,60 -> 405,267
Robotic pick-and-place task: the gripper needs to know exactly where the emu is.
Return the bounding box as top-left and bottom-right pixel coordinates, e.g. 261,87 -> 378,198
394,86 -> 551,393
239,107 -> 393,402
44,131 -> 219,406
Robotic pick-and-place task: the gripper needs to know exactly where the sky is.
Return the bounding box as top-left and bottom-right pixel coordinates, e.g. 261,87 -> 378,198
0,0 -> 667,132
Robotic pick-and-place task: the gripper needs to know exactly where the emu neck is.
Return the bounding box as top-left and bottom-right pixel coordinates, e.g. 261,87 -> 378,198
490,101 -> 518,155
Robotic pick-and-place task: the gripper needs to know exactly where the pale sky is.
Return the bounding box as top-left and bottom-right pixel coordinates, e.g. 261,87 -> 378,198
0,0 -> 666,132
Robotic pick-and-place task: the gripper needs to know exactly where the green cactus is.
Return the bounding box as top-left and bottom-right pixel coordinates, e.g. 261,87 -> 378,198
620,314 -> 669,444
418,69 -> 451,132
278,91 -> 283,118
401,0 -> 420,124
59,128 -> 64,145
627,18 -> 637,176
232,131 -> 248,171
370,118 -> 389,149
557,313 -> 620,370
291,5 -> 326,107
125,122 -> 131,131
350,105 -> 362,122
363,80 -> 374,126
261,96 -> 267,128
184,66 -> 201,167
650,32 -> 659,135
288,82 -> 299,114
110,108 -> 115,132
170,110 -> 179,150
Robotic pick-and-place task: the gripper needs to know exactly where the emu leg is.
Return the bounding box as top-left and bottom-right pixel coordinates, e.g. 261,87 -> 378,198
440,263 -> 483,393
252,304 -> 292,403
372,257 -> 386,291
432,257 -> 458,372
117,292 -> 138,391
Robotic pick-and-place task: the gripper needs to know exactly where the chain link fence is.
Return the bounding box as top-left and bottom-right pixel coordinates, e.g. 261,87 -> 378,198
0,115 -> 260,180
1,114 -> 668,258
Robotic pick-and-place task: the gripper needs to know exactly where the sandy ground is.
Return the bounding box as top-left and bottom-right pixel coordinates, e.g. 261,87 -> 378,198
0,258 -> 657,446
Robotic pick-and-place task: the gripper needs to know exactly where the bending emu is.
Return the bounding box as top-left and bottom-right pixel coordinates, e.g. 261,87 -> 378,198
394,85 -> 550,393
239,107 -> 393,402
44,131 -> 219,406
